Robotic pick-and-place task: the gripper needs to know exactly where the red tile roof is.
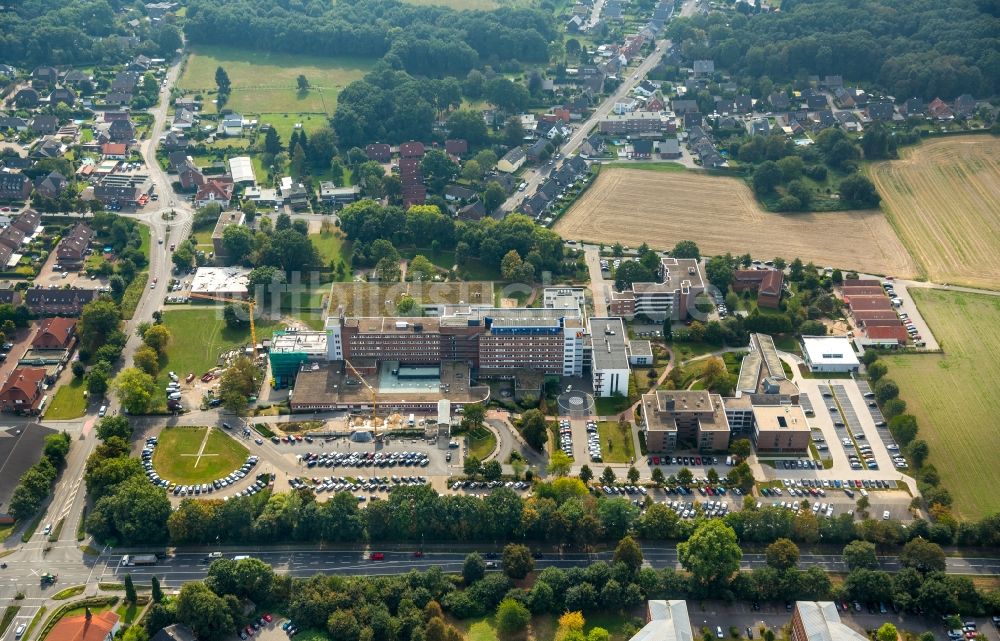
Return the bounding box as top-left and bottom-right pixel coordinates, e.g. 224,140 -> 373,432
0,367 -> 46,410
864,325 -> 909,342
32,317 -> 77,349
101,143 -> 126,156
45,611 -> 119,641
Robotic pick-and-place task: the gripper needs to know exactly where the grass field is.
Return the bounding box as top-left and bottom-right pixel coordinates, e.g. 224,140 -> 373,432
466,426 -> 497,460
311,229 -> 347,267
602,161 -> 686,172
883,288 -> 1000,518
178,45 -> 373,114
157,308 -> 282,389
44,378 -> 87,419
867,136 -> 1000,289
557,168 -> 918,277
152,427 -> 249,484
596,420 -> 636,463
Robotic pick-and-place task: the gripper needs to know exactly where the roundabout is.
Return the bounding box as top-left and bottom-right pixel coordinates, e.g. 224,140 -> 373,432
557,390 -> 596,417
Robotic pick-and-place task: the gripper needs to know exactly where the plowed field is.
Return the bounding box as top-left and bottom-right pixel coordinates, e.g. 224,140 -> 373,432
868,136 -> 1000,289
556,169 -> 917,276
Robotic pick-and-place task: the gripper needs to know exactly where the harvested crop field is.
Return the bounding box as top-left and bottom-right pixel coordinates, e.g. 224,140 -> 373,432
556,169 -> 917,276
868,136 -> 1000,289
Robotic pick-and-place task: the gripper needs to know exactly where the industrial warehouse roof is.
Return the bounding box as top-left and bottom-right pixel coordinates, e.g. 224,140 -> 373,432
227,156 -> 255,183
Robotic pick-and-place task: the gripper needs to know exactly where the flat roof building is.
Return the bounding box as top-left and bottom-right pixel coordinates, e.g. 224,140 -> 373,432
211,210 -> 245,264
752,404 -> 811,453
588,317 -> 630,397
190,266 -> 250,299
268,331 -> 330,387
801,336 -> 860,373
228,156 -> 255,184
641,390 -> 731,453
609,257 -> 705,321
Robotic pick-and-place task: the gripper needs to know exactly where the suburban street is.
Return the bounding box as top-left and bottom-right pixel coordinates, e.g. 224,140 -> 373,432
501,36 -> 674,213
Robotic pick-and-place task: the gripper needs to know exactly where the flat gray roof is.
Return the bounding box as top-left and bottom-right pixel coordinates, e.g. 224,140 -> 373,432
589,317 -> 630,370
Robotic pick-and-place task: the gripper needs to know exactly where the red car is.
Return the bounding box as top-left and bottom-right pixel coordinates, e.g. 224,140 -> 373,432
370,552 -> 385,561
245,626 -> 255,636
652,457 -> 660,465
413,551 -> 424,558
695,457 -> 702,465
263,614 -> 273,623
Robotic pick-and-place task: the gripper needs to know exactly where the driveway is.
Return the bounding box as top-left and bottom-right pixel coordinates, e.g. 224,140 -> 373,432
886,280 -> 940,350
583,246 -> 609,317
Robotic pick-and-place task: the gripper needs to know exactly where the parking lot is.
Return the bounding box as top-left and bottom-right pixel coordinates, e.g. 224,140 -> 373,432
35,249 -> 109,289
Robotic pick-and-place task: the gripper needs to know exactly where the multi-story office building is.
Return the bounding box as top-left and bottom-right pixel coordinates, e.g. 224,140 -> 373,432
609,257 -> 705,321
641,390 -> 731,452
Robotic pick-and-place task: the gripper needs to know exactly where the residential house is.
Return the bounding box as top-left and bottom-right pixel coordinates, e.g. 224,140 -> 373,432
103,91 -> 132,107
644,97 -> 665,112
444,185 -> 476,202
0,290 -> 20,305
170,153 -> 204,190
566,15 -> 584,32
102,111 -> 132,123
0,367 -> 47,414
457,200 -> 487,221
902,97 -> 924,117
108,119 -> 136,143
365,143 -> 391,163
217,113 -> 244,136
49,87 -> 76,107
0,64 -> 17,78
92,175 -> 152,206
927,97 -> 953,120
833,87 -> 855,109
62,70 -> 91,86
520,192 -> 549,218
683,112 -> 703,128
161,131 -> 189,151
732,268 -> 784,308
670,99 -> 699,114
399,141 -> 425,158
129,55 -> 153,73
56,223 -> 95,268
692,60 -> 714,77
0,225 -> 25,252
498,147 -> 526,173
657,138 -> 681,159
44,610 -> 121,641
24,288 -> 97,315
0,172 -> 32,201
867,101 -> 895,121
111,71 -> 140,94
733,94 -> 753,114
31,139 -> 64,159
768,92 -> 790,111
631,139 -> 653,159
12,210 -> 41,235
31,66 -> 59,88
748,118 -> 770,136
526,138 -> 550,163
0,116 -> 29,133
195,177 -> 235,208
32,317 -> 77,350
13,88 -> 41,109
34,171 -> 68,198
954,94 -> 976,119
444,139 -> 468,157
102,143 -> 127,160
172,108 -> 196,130
805,94 -> 828,110
319,183 -> 360,207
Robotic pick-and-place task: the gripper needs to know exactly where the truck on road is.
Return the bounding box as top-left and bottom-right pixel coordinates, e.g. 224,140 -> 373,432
122,554 -> 158,566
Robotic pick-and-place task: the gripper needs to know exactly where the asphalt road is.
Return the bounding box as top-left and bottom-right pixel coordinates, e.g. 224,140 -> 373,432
501,37 -> 673,213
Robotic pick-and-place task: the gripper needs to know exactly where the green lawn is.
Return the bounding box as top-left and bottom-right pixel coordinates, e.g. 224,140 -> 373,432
596,420 -> 636,463
80,128 -> 93,143
603,161 -> 686,172
138,224 -> 151,263
594,396 -> 632,416
884,288 -> 1000,518
114,600 -> 144,625
259,113 -> 335,143
152,426 -> 249,484
44,377 -> 88,419
467,426 -> 497,460
156,308 -> 283,390
178,45 -> 374,114
311,229 -> 347,267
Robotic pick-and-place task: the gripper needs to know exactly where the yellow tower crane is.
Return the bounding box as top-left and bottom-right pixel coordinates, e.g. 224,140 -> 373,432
189,293 -> 258,358
343,358 -> 378,430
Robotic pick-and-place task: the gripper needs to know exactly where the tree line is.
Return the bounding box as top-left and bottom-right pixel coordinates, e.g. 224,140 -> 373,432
0,0 -> 183,66
183,0 -> 554,77
666,0 -> 999,100
5,431 -> 70,523
338,202 -> 570,281
139,531 -> 1000,641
